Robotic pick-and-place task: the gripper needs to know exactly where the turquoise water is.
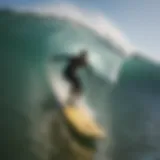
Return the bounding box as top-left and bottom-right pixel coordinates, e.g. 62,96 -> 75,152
1,9 -> 160,160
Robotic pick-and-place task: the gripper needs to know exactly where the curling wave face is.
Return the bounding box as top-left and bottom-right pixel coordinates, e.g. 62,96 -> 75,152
1,9 -> 160,160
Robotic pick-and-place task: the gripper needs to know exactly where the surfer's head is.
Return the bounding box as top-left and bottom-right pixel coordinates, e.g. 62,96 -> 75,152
79,49 -> 88,58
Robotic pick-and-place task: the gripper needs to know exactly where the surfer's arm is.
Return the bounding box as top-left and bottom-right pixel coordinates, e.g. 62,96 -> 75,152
51,54 -> 71,62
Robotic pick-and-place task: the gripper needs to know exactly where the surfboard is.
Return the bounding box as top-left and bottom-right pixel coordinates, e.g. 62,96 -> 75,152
62,105 -> 105,139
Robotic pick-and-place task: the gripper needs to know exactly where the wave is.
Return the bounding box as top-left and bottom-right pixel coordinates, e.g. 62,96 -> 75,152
1,8 -> 160,160
0,9 -> 115,160
14,3 -> 134,54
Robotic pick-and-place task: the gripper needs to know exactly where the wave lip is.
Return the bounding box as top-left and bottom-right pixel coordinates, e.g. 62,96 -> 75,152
15,3 -> 134,54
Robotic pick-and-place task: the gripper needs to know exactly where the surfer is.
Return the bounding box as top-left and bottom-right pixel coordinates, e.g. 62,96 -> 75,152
52,49 -> 89,105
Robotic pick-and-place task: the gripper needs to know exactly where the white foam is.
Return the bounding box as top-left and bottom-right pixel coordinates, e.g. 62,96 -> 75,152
15,3 -> 135,54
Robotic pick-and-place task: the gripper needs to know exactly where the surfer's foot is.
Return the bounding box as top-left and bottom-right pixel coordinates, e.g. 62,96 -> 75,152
66,93 -> 80,107
66,98 -> 75,106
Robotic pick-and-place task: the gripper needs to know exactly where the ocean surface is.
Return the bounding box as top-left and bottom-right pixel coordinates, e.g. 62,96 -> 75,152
1,9 -> 160,160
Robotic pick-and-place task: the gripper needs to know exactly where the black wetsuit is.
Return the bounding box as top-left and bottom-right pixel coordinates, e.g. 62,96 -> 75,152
63,56 -> 87,92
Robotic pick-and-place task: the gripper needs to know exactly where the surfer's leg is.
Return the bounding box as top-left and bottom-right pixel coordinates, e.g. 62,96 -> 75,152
63,73 -> 76,105
70,76 -> 82,105
65,74 -> 81,106
63,70 -> 82,105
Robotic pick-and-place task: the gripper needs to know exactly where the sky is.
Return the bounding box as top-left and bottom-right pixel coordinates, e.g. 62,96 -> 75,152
1,0 -> 160,61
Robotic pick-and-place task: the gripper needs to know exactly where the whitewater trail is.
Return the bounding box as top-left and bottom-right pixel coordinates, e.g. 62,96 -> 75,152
0,9 -> 123,160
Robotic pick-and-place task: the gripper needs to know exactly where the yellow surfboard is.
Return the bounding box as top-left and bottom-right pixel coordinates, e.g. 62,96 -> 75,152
62,106 -> 106,139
